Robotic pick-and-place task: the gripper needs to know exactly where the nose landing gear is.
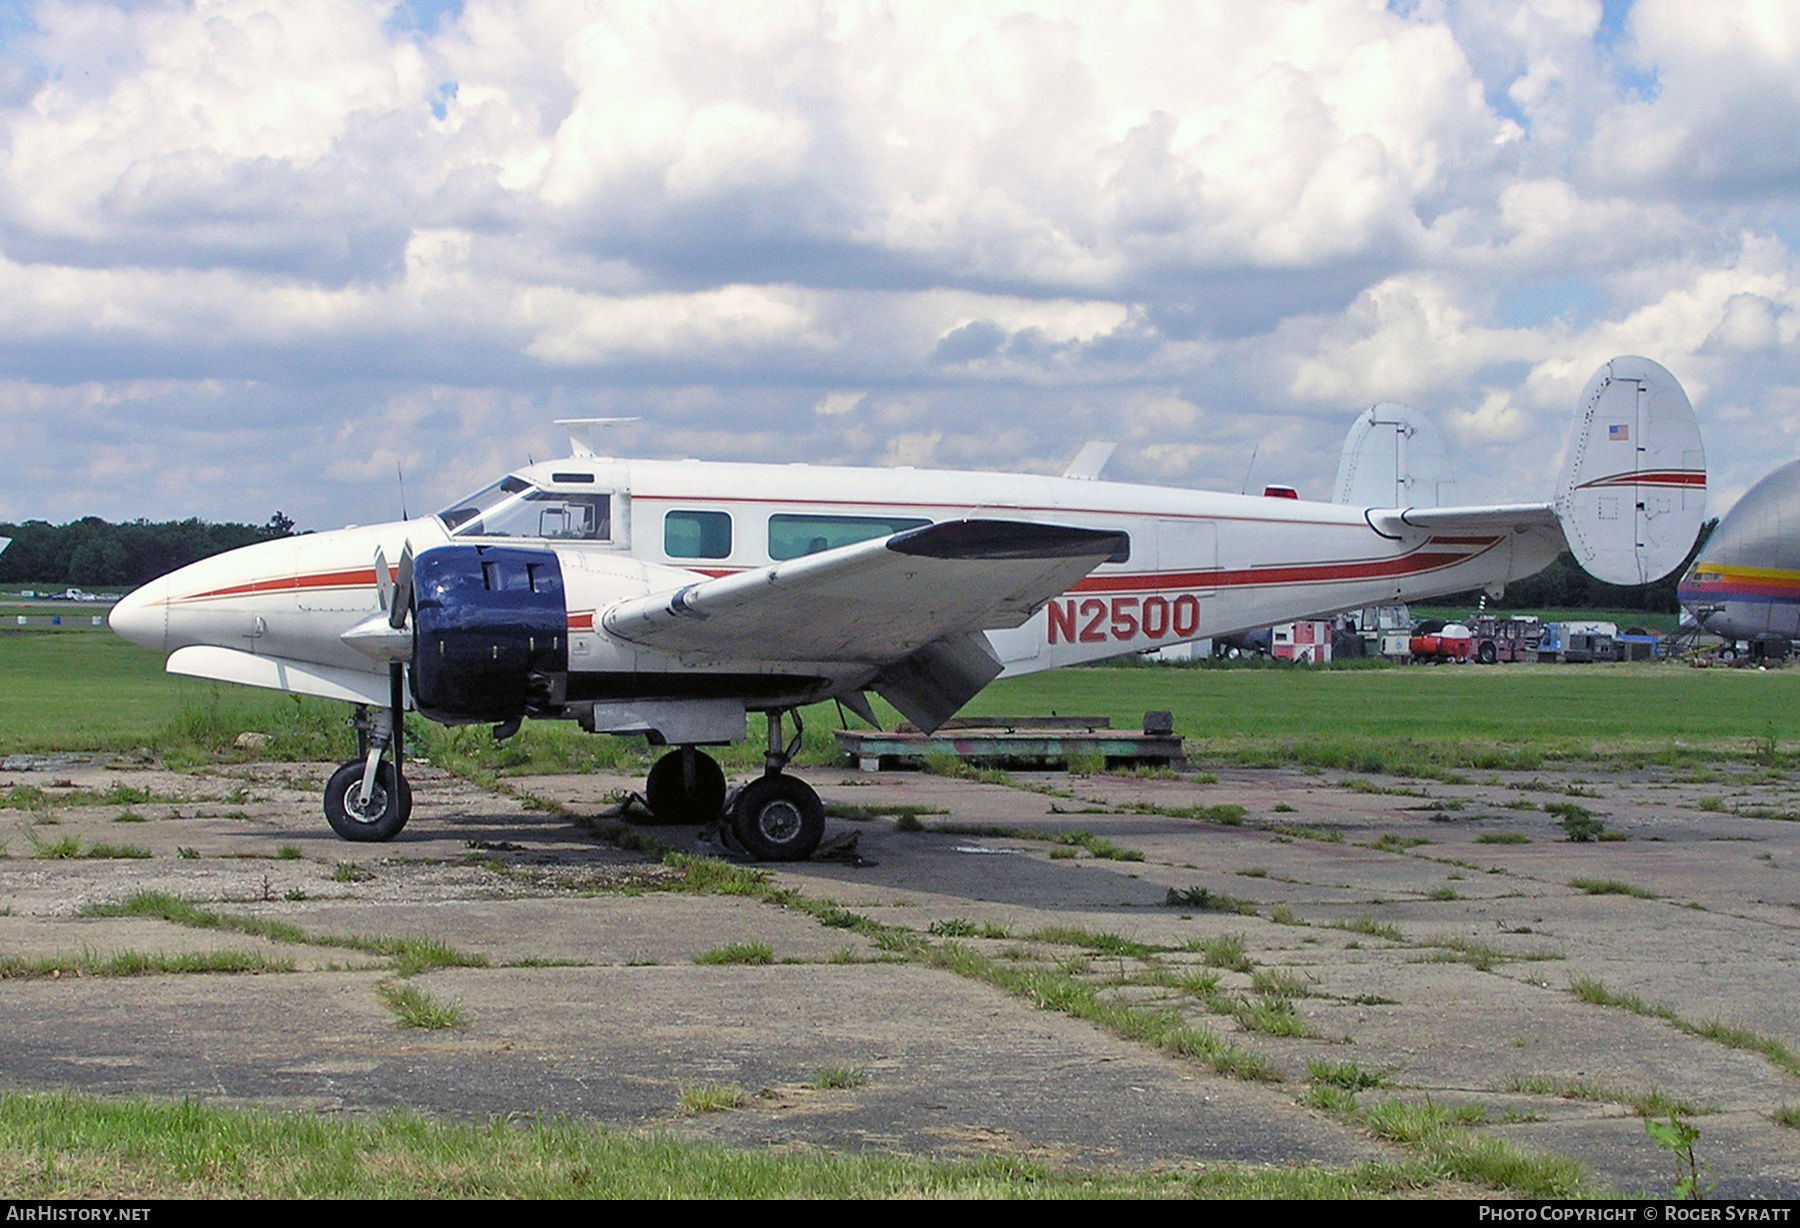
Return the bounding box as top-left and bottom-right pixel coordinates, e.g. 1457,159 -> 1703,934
324,665 -> 413,842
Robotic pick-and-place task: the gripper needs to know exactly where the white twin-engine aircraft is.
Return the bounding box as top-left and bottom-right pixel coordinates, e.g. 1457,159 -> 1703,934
110,356 -> 1706,860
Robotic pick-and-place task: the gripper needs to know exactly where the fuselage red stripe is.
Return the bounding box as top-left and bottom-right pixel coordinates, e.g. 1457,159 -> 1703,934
174,568 -> 389,603
1069,542 -> 1491,593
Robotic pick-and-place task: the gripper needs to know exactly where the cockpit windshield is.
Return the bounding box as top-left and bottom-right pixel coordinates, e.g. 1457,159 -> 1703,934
437,477 -> 611,541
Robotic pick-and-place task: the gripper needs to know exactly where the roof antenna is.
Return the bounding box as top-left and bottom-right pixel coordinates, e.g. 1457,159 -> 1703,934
1238,445 -> 1259,495
397,463 -> 409,520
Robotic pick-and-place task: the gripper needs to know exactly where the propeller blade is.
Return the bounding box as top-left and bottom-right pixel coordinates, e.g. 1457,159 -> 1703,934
373,546 -> 393,614
390,541 -> 415,631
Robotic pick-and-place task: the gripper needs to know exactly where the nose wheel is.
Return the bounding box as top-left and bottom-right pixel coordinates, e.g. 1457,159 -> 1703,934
325,666 -> 412,843
324,759 -> 412,841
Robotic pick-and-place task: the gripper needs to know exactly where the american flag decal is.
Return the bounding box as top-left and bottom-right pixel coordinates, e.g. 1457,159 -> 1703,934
1608,423 -> 1630,441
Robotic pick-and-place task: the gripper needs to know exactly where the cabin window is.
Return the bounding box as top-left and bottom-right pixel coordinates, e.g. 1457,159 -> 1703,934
767,513 -> 931,560
1105,534 -> 1131,565
665,510 -> 733,559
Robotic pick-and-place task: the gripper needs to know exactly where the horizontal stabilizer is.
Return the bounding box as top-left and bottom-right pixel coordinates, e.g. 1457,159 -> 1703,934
1366,504 -> 1559,537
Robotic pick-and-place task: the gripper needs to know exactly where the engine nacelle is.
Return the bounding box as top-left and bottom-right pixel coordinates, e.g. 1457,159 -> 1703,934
410,545 -> 569,724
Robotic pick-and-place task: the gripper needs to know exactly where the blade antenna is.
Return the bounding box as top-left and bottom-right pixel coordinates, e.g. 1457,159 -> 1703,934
397,464 -> 409,521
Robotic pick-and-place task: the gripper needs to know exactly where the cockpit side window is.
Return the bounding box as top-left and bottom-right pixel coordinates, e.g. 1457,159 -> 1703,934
438,477 -> 611,541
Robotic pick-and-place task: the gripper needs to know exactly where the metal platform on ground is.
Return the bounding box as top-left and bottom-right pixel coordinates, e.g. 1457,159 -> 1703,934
834,714 -> 1184,772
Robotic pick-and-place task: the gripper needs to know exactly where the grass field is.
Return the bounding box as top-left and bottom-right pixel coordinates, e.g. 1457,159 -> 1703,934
3,627 -> 1794,772
973,661 -> 1799,770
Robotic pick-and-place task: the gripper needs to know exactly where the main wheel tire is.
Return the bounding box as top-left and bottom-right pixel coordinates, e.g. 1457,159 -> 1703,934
323,759 -> 412,842
729,775 -> 824,861
644,750 -> 727,825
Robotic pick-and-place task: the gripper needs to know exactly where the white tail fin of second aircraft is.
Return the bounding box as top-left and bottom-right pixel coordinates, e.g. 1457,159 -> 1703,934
1555,356 -> 1707,587
1334,403 -> 1455,509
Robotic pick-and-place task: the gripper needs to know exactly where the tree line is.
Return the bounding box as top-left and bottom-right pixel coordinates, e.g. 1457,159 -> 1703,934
0,513 -> 296,589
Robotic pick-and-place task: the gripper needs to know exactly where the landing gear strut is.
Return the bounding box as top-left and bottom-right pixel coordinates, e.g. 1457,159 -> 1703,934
644,746 -> 727,824
726,709 -> 824,862
324,664 -> 413,842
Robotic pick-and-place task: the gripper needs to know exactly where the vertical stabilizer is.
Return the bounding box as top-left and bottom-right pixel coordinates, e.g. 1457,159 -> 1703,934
1555,356 -> 1707,586
1334,403 -> 1454,508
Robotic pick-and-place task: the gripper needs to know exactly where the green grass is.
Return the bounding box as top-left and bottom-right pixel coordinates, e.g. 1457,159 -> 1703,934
1501,1074 -> 1714,1118
376,980 -> 464,1030
924,941 -> 1279,1083
807,1066 -> 867,1090
695,943 -> 775,966
9,635 -> 1799,773
678,1082 -> 750,1114
963,662 -> 1800,771
1369,834 -> 1432,853
1188,935 -> 1252,972
1419,937 -> 1563,971
77,891 -> 489,977
1164,886 -> 1258,914
0,1090 -> 1525,1199
33,838 -> 151,860
1475,832 -> 1531,845
1569,877 -> 1658,898
1568,977 -> 1800,1077
0,949 -> 295,979
1026,927 -> 1159,959
1308,1060 -> 1390,1091
1358,1099 -> 1588,1197
1335,916 -> 1403,942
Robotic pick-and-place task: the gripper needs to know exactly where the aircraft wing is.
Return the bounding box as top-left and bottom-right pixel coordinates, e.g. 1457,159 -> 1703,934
166,644 -> 391,706
1367,503 -> 1562,538
601,519 -> 1128,663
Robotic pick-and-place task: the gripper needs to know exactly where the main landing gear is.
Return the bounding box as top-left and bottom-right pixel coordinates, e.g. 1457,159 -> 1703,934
640,709 -> 824,862
324,666 -> 413,843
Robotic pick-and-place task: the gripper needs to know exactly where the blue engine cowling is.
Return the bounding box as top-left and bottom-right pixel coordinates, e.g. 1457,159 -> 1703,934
410,545 -> 569,724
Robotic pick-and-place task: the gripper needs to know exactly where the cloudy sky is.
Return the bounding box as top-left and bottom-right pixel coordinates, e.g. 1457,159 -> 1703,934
0,0 -> 1795,530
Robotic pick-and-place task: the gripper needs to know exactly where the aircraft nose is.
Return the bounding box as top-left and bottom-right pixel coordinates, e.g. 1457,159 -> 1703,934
109,578 -> 169,653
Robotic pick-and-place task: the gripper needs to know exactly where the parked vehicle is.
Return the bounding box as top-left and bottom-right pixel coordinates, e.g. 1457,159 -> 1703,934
1468,614 -> 1542,664
1537,621 -> 1618,663
1409,619 -> 1472,662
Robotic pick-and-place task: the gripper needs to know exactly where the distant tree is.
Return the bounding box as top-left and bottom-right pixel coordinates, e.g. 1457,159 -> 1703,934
0,512 -> 297,588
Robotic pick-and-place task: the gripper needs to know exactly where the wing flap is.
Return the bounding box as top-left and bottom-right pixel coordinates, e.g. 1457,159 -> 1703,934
601,519 -> 1127,663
